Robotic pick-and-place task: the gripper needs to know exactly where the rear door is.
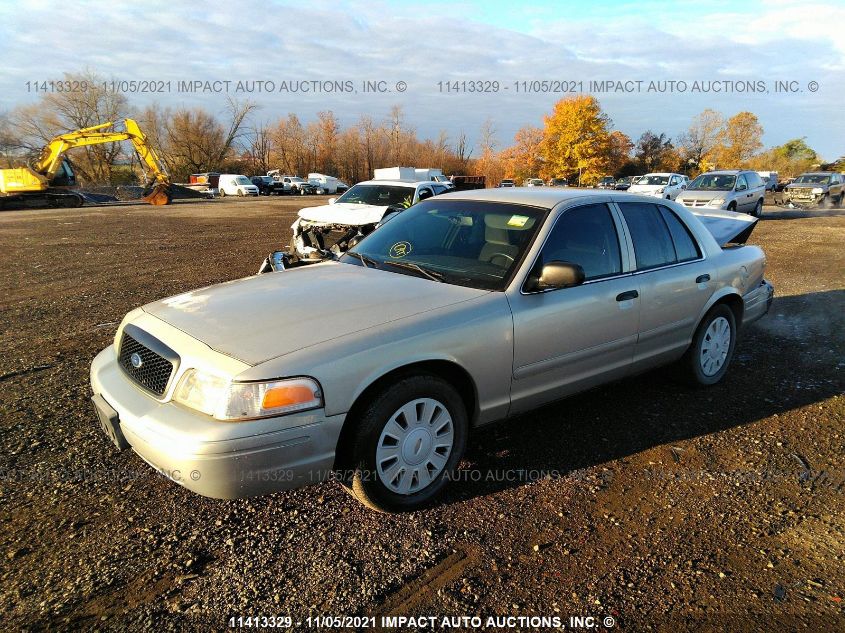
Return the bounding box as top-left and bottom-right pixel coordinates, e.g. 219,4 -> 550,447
616,201 -> 714,371
508,202 -> 639,412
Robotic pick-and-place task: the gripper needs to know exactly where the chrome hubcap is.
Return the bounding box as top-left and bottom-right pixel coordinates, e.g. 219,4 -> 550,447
700,316 -> 731,376
376,398 -> 454,495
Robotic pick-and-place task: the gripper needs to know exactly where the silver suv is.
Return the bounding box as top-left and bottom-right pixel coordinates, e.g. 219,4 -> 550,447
676,170 -> 766,217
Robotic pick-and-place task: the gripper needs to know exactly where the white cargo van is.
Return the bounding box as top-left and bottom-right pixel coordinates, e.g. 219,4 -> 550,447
218,174 -> 259,197
307,173 -> 340,194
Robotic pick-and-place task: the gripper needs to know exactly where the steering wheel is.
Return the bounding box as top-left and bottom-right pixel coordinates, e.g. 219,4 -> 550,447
487,252 -> 515,267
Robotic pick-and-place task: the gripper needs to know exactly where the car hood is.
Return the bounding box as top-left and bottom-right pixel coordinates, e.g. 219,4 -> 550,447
629,184 -> 667,193
298,202 -> 389,226
677,190 -> 726,201
141,262 -> 488,365
785,182 -> 824,189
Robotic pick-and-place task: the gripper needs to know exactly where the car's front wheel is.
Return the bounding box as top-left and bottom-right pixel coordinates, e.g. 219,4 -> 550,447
681,304 -> 737,386
346,375 -> 467,512
751,198 -> 763,217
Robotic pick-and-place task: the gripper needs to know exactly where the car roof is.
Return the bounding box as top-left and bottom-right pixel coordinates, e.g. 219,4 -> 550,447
640,172 -> 678,176
799,171 -> 835,175
703,170 -> 747,175
357,179 -> 433,187
436,187 -> 682,209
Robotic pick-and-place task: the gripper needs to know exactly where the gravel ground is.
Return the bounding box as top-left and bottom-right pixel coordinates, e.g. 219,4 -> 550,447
0,196 -> 843,631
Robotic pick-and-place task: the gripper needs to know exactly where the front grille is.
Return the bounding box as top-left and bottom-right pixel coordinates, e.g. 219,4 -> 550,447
682,199 -> 711,207
788,188 -> 816,198
118,331 -> 175,396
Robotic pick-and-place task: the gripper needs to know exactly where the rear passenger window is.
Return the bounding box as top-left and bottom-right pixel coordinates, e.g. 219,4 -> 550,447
618,202 -> 677,270
539,204 -> 621,280
658,206 -> 701,262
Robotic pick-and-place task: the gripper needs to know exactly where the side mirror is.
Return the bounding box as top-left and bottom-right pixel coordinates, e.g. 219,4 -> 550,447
528,261 -> 585,291
347,235 -> 363,249
418,189 -> 434,201
736,184 -> 747,191
328,197 -> 336,205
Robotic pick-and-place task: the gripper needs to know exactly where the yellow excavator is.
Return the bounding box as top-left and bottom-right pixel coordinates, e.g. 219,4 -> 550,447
0,118 -> 171,208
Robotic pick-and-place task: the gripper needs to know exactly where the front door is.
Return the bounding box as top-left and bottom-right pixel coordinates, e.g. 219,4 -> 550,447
508,203 -> 639,413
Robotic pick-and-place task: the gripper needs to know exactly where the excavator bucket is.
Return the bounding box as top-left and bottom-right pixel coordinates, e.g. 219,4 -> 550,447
142,183 -> 172,206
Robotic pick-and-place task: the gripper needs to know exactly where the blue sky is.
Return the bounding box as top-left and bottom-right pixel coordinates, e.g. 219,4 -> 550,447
1,0 -> 842,159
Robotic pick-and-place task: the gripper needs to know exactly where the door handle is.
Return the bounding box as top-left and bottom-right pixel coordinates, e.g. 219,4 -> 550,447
616,290 -> 639,301
696,274 -> 711,283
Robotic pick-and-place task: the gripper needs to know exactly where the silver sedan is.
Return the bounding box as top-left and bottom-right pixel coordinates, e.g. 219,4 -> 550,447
91,189 -> 773,512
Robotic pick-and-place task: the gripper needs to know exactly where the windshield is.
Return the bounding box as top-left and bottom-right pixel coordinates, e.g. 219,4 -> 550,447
342,200 -> 545,290
688,174 -> 736,191
256,176 -> 272,183
794,174 -> 830,184
636,175 -> 670,186
336,184 -> 416,207
235,176 -> 251,185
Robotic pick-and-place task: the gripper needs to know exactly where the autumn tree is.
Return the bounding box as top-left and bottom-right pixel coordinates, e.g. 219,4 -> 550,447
538,95 -> 612,185
606,130 -> 634,176
749,138 -> 818,177
502,125 -> 544,183
713,111 -> 763,168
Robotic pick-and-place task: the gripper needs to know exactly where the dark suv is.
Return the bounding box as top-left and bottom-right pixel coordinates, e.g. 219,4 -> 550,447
784,172 -> 844,208
251,176 -> 285,195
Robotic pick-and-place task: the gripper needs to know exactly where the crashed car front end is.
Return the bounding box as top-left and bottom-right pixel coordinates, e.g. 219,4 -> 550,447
783,184 -> 827,207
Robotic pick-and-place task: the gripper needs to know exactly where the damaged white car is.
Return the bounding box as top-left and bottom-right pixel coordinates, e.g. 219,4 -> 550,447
282,179 -> 447,263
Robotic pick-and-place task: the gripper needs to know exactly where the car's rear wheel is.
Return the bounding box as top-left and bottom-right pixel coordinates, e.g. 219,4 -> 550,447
345,375 -> 467,512
680,304 -> 737,386
219,189 -> 226,197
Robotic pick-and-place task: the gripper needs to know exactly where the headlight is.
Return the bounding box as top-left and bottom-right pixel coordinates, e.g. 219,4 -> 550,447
707,198 -> 725,207
812,187 -> 824,194
173,369 -> 322,421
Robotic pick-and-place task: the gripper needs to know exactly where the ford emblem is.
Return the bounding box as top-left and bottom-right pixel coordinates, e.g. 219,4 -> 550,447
130,352 -> 143,369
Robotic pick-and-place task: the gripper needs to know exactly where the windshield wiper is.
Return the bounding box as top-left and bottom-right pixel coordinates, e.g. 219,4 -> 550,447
345,252 -> 379,268
382,260 -> 445,282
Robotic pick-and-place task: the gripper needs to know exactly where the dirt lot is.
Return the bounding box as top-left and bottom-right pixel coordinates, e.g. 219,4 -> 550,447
0,195 -> 843,631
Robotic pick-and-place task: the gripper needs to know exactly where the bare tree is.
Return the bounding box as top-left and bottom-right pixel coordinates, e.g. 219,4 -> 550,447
11,70 -> 129,183
677,109 -> 724,173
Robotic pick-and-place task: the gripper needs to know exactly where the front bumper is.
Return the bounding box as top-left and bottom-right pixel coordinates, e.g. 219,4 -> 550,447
90,346 -> 345,499
742,279 -> 774,328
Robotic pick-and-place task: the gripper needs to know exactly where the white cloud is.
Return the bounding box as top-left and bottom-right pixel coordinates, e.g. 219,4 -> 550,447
0,0 -> 842,159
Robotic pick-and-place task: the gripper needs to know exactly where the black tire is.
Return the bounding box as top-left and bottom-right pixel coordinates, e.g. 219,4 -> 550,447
219,189 -> 226,197
727,202 -> 736,211
680,304 -> 737,386
751,198 -> 763,218
345,374 -> 468,512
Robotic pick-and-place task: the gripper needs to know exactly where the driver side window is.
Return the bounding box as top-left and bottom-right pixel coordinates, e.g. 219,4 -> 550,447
736,174 -> 748,190
538,204 -> 622,281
